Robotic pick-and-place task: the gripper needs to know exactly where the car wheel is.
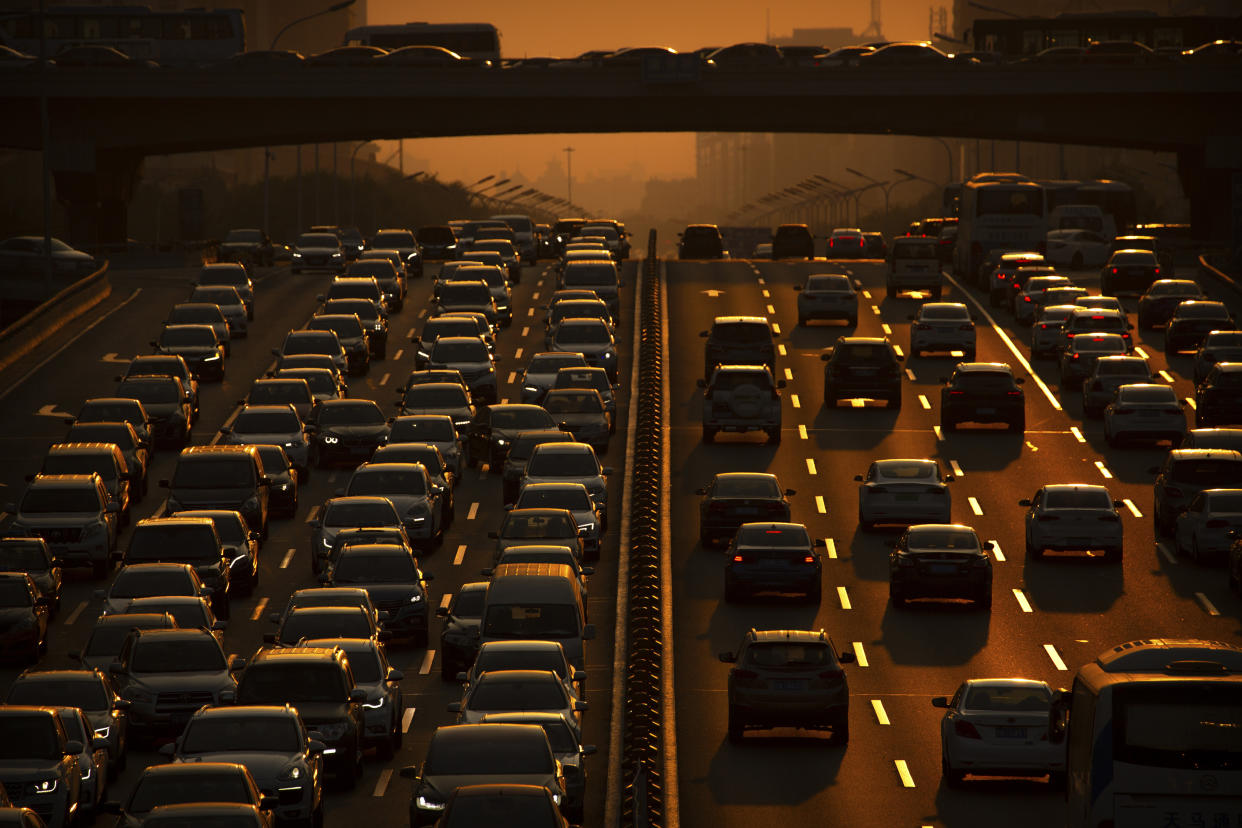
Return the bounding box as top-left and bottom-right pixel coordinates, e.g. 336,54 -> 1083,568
942,418 -> 956,433
829,711 -> 849,745
727,706 -> 744,744
767,427 -> 781,445
889,583 -> 907,607
943,756 -> 966,788
702,426 -> 716,444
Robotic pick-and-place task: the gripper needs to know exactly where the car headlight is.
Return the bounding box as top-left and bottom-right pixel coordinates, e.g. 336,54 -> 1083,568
409,592 -> 424,604
578,522 -> 595,534
321,537 -> 333,548
278,764 -> 304,782
603,351 -> 616,360
416,350 -> 430,359
523,385 -> 540,393
94,726 -> 110,740
81,765 -> 92,780
362,695 -> 387,709
202,353 -> 221,362
278,483 -> 291,492
322,435 -> 339,444
331,252 -> 342,259
33,779 -> 57,794
453,418 -> 471,427
230,554 -> 250,568
416,795 -> 445,811
292,252 -> 303,258
284,441 -> 297,448
494,438 -> 507,447
551,792 -> 562,806
373,323 -> 384,331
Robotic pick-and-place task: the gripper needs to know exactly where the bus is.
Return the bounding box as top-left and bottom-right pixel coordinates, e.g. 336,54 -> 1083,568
343,22 -> 501,62
971,12 -> 1242,57
952,173 -> 1046,281
1052,639 -> 1242,828
0,5 -> 244,64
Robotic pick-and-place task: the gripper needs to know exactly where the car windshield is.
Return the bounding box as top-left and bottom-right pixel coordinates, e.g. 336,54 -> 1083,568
553,371 -> 609,394
334,553 -> 418,584
517,488 -> 591,511
529,355 -> 584,374
542,392 -> 602,414
423,320 -> 477,341
492,409 -> 555,430
432,340 -> 489,362
0,580 -> 31,607
20,486 -> 99,513
0,717 -> 60,760
1112,251 -> 1156,264
310,318 -> 363,338
280,371 -> 336,396
128,773 -> 252,814
327,283 -> 378,301
85,623 -> 161,658
1178,304 -> 1230,319
110,570 -> 194,599
324,502 -> 396,527
349,469 -> 427,496
327,300 -> 380,322
42,454 -> 117,481
79,402 -> 142,423
470,678 -> 566,710
297,234 -> 338,247
714,476 -> 779,498
426,737 -> 552,775
836,343 -> 891,363
320,403 -> 385,427
556,324 -> 610,345
117,381 -> 179,404
182,716 -> 300,753
238,664 -> 347,704
1118,386 -> 1177,403
280,611 -> 371,643
1149,281 -> 1201,296
375,447 -> 440,470
964,684 -> 1051,711
373,231 -> 415,247
893,241 -> 937,258
7,679 -> 107,710
161,328 -> 214,348
249,384 -> 308,407
746,643 -> 832,666
439,283 -> 491,304
483,604 -> 579,637
235,411 -> 300,433
1205,492 -> 1242,512
1097,360 -> 1147,376
1171,459 -> 1242,485
906,528 -> 980,550
502,514 -> 576,539
132,638 -> 224,673
452,589 -> 486,617
418,226 -> 455,244
172,458 -> 253,488
284,334 -> 338,356
526,451 -> 597,477
0,542 -> 48,570
129,525 -> 218,561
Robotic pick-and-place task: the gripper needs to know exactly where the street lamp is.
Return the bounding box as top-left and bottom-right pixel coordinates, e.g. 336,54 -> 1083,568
270,0 -> 356,50
349,140 -> 372,227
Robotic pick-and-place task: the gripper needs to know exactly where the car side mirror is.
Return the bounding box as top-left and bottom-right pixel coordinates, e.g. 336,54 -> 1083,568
228,655 -> 246,672
718,651 -> 737,663
793,285 -> 803,292
943,474 -> 955,483
446,702 -> 462,713
1018,498 -> 1032,506
574,700 -> 589,712
838,650 -> 856,664
777,379 -> 786,388
218,426 -> 231,436
938,377 -> 948,384
813,538 -> 826,548
820,352 -> 831,361
603,467 -> 614,475
263,632 -> 277,644
271,348 -> 281,357
853,474 -> 863,482
307,740 -> 326,753
984,540 -> 996,550
63,740 -> 83,756
583,744 -> 598,756
350,688 -> 367,703
907,314 -> 916,321
213,620 -> 228,631
108,660 -> 123,674
582,624 -> 596,640
932,696 -> 949,708
693,487 -> 706,495
158,743 -> 176,757
398,765 -> 420,780
260,794 -> 279,811
110,550 -> 124,562
1114,500 -> 1125,508
92,736 -> 110,750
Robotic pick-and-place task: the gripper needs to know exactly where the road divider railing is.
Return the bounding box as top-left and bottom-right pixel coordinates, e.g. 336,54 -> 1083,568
0,260 -> 111,375
1199,252 -> 1242,299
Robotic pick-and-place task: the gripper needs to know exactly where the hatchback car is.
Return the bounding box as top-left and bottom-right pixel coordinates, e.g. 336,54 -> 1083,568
909,303 -> 975,359
1021,484 -> 1124,561
933,679 -> 1063,787
114,375 -> 194,448
466,405 -> 559,470
165,303 -> 231,356
856,459 -> 953,528
1173,488 -> 1242,564
387,415 -> 463,478
520,353 -> 590,405
1103,384 -> 1187,447
489,508 -> 584,565
888,524 -> 992,608
939,362 -> 1025,432
1081,355 -> 1154,418
307,313 -> 370,376
696,473 -> 793,547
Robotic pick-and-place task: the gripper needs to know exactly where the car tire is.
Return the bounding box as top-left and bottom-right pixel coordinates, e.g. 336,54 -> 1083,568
702,426 -> 716,444
943,757 -> 966,788
767,427 -> 781,445
727,706 -> 745,744
829,712 -> 849,745
889,583 -> 907,607
942,418 -> 956,433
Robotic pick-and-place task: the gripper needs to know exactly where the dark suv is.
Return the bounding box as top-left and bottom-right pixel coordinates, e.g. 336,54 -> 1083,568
678,224 -> 725,259
701,316 -> 775,379
771,224 -> 814,259
161,446 -> 269,542
120,517 -> 231,619
0,706 -> 83,828
1151,449 -> 1242,535
939,362 -> 1025,433
821,336 -> 903,408
718,629 -> 855,744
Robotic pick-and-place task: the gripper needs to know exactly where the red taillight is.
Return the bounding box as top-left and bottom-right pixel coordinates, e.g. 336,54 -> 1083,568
803,555 -> 816,564
1023,295 -> 1032,303
949,390 -> 965,397
732,555 -> 745,563
954,719 -> 982,739
830,239 -> 836,247
1207,518 -> 1229,528
1154,267 -> 1161,275
1071,353 -> 1080,360
1111,267 -> 1119,274
996,273 -> 1007,280
1007,390 -> 1021,396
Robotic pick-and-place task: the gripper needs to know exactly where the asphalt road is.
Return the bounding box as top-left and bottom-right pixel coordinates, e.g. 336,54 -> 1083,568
0,257 -> 638,827
666,255 -> 1242,828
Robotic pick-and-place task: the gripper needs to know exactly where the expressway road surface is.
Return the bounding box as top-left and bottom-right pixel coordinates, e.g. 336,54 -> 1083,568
0,258 -> 637,827
667,255 -> 1242,828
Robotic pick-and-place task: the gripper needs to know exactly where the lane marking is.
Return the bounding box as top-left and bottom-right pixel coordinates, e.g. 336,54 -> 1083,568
250,597 -> 269,621
871,699 -> 891,726
439,593 -> 452,609
798,424 -> 808,440
453,544 -> 467,565
791,394 -> 801,408
881,323 -> 892,335
1158,542 -> 1178,565
825,538 -> 837,559
806,458 -> 818,475
507,371 -> 517,384
837,586 -> 852,610
36,404 -> 73,419
895,760 -> 915,788
1014,589 -> 1033,613
905,368 -> 916,381
64,600 -> 87,626
532,291 -> 540,300
378,373 -> 390,386
871,304 -> 881,316
1044,643 -> 1068,671
514,347 -> 524,360
280,548 -> 296,568
406,327 -> 416,338
1094,460 -> 1113,479
969,496 -> 983,516
1134,346 -> 1149,359
304,508 -> 320,524
1196,592 -> 1221,616
100,352 -> 129,363
1025,440 -> 1039,452
933,425 -> 943,440
771,323 -> 781,334
862,290 -> 872,299
1185,397 -> 1196,410
919,395 -> 931,409
521,326 -> 530,337
893,345 -> 904,358
784,367 -> 793,381
527,307 -> 535,316
949,460 -> 964,477
418,308 -> 427,318
989,540 -> 1005,562
419,650 -> 435,675
1070,426 -> 1085,443
778,344 -> 787,356
1158,369 -> 1174,383
1122,499 -> 1142,518
467,502 -> 479,520
757,277 -> 766,285
372,768 -> 392,798
815,495 -> 827,514
393,349 -> 403,361
762,289 -> 770,298
852,642 -> 868,666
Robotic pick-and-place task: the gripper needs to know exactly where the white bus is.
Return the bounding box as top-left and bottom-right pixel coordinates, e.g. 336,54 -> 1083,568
953,174 -> 1046,282
1052,639 -> 1242,828
343,22 -> 500,62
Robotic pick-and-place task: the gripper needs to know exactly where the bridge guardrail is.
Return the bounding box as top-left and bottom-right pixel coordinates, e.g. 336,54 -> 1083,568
0,260 -> 111,375
1199,252 -> 1242,299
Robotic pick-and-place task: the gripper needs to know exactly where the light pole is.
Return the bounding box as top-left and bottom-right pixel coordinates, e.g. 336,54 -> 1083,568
929,137 -> 954,184
847,167 -> 918,219
349,141 -> 371,227
37,0 -> 52,292
563,147 -> 574,208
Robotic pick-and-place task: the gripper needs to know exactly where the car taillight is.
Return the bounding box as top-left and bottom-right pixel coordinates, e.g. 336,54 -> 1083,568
1207,518 -> 1229,528
1154,267 -> 1161,275
830,239 -> 836,247
732,555 -> 746,563
1071,353 -> 1081,360
954,719 -> 982,739
949,390 -> 965,397
996,273 -> 1008,280
1110,267 -> 1119,274
803,555 -> 816,564
1007,390 -> 1021,396
1023,295 -> 1032,303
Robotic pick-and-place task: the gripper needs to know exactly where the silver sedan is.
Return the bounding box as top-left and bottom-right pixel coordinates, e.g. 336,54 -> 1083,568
1021,484 -> 1124,562
908,303 -> 976,359
856,458 -> 954,529
1103,383 -> 1187,447
1173,488 -> 1242,563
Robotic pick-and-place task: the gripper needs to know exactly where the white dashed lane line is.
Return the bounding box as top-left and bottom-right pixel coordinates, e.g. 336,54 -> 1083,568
989,540 -> 1005,562
378,373 -> 390,386
806,458 -> 818,475
438,593 -> 452,609
949,460 -> 963,477
761,289 -> 770,298
401,707 -> 416,733
419,650 -> 435,675
64,601 -> 87,626
825,538 -> 837,559
766,304 -> 776,315
871,699 -> 891,726
453,544 -> 467,565
837,586 -> 852,610
250,597 -> 269,622
881,323 -> 892,335
521,326 -> 530,337
862,289 -> 872,299
1094,461 -> 1113,479
1123,499 -> 1142,517
778,344 -> 787,356
905,369 -> 916,381
933,425 -> 943,440
772,323 -> 781,334
467,502 -> 479,520
895,760 -> 915,788
507,372 -> 517,384
393,349 -> 404,361
1070,426 -> 1085,443
514,347 -> 523,360
1185,397 -> 1196,410
871,305 -> 881,316
968,497 -> 983,516
1045,643 -> 1069,671
852,642 -> 868,666
1158,542 -> 1178,565
798,424 -> 808,439
791,394 -> 801,408
815,496 -> 826,514
280,548 -> 296,568
1158,369 -> 1174,383
784,368 -> 793,381
1134,346 -> 1149,359
919,395 -> 931,410
372,768 -> 393,798
1013,589 -> 1033,613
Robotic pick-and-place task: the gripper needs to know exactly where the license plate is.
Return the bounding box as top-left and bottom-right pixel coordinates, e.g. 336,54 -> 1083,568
896,494 -> 920,502
995,726 -> 1027,739
929,563 -> 958,574
736,507 -> 758,515
1140,411 -> 1161,417
773,679 -> 808,691
977,407 -> 996,415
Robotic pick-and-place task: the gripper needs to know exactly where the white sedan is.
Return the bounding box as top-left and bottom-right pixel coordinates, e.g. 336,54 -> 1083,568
1173,488 -> 1242,563
934,678 -> 1065,788
1103,383 -> 1187,447
1044,228 -> 1111,268
908,302 -> 976,358
856,459 -> 953,529
1021,483 -> 1124,561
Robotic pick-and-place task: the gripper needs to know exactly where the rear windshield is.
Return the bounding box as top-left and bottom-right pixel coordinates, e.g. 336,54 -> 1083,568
283,333 -> 338,355
181,716 -> 300,753
1045,489 -> 1112,509
7,678 -> 107,710
905,528 -> 980,550
735,525 -> 810,546
422,320 -> 478,340
117,380 -> 179,404
1117,386 -> 1177,403
1071,316 -> 1126,332
835,343 -> 891,363
964,684 -> 1051,711
1171,459 -> 1242,484
169,305 -> 223,323
0,541 -> 49,570
248,383 -> 310,406
280,611 -> 371,643
1178,303 -> 1230,319
373,231 -> 415,247
714,476 -> 779,498
542,392 -> 602,414
502,513 -> 577,539
875,461 -> 937,479
239,664 -> 349,704
806,275 -> 850,291
954,372 -> 1014,389
439,283 -> 491,304
530,355 -> 586,374
1074,337 -> 1125,352
555,324 -> 610,345
129,524 -> 219,561
333,553 -> 418,584
432,339 -> 489,362
319,402 -> 385,427
711,371 -> 772,392
173,458 -> 254,489
67,425 -> 136,448
476,650 -> 567,678
453,589 -> 486,618
920,305 -> 968,320
746,643 -> 832,666
470,677 -> 566,710
484,604 -> 580,638
128,773 -> 252,814
893,241 -> 937,258
297,233 -> 338,247
711,322 -> 770,343
417,226 -> 455,244
43,453 -> 117,481
1097,360 -> 1147,376
310,317 -> 364,338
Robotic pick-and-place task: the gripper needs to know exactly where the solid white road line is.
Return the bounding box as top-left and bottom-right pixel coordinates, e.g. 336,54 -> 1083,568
806,458 -> 817,475
453,544 -> 467,565
1196,592 -> 1221,616
837,586 -> 852,610
949,460 -> 964,477
1013,589 -> 1033,613
1123,499 -> 1142,517
467,502 -> 479,520
852,642 -> 868,666
969,497 -> 983,516
64,601 -> 87,626
419,650 -> 435,675
280,548 -> 296,568
250,597 -> 269,621
372,768 -> 393,798
401,707 -> 416,733
871,699 -> 891,725
1070,426 -> 1085,443
1094,460 -> 1113,479
895,760 -> 915,788
815,495 -> 826,514
1045,643 -> 1068,671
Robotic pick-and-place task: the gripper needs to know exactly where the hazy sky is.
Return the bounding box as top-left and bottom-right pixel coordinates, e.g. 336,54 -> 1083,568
367,0 -> 940,185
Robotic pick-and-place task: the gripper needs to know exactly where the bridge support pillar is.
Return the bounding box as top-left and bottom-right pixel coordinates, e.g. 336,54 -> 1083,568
1177,140 -> 1241,247
51,149 -> 142,250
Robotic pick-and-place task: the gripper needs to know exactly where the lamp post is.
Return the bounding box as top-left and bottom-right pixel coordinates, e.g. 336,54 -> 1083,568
563,147 -> 575,207
349,141 -> 371,227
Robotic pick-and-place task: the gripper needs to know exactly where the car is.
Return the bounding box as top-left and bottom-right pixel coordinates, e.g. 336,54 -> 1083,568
151,324 -> 227,381
821,336 -> 903,408
95,562 -> 207,618
1195,363 -> 1242,427
7,473 -> 118,579
369,227 -> 423,280
1137,279 -> 1204,329
189,284 -> 248,337
425,335 -> 498,405
1061,307 -> 1134,354
306,399 -> 390,468
461,640 -> 583,701
0,537 -> 61,616
939,362 -> 1025,432
322,275 -> 388,316
273,366 -> 346,405
291,232 -> 345,274
520,353 -> 589,405
165,303 -> 231,356
5,668 -> 129,772
1103,384 -> 1187,447
1073,295 -> 1124,313
395,383 -> 475,429
1082,355 -> 1154,417
795,272 -> 858,326
678,224 -> 726,259
723,522 -> 824,603
241,379 -> 314,424
457,264 -> 514,326
909,302 -> 975,358
388,414 -> 463,478
886,235 -> 942,298
264,602 -> 382,650
1181,427 -> 1242,452
1193,330 -> 1242,385
1100,249 -> 1161,295
1035,284 -> 1090,317
70,611 -> 177,673
307,314 -> 371,376
159,705 -> 322,828
1044,228 -> 1110,268
856,459 -> 954,529
1029,304 -> 1078,359
1167,301 -> 1235,355
1011,275 -> 1072,325
1173,488 -> 1242,563
696,472 -> 793,547
434,280 -> 501,328
511,483 -> 602,560
888,523 -> 993,608
489,509 -> 584,566
250,445 -> 298,518
0,235 -> 96,276
123,354 -> 200,422
413,316 -> 491,369
984,251 -> 1046,301
448,669 -> 587,733
324,297 -> 389,359
272,329 -> 348,376
437,582 -> 488,680
466,404 -> 558,470
120,517 -> 231,618
501,430 -> 576,505
827,228 -> 866,260
1021,484 -> 1124,561
196,262 -> 255,319
343,462 -> 444,549
771,224 -> 814,259
540,388 -> 610,452
933,679 -> 1064,788
113,375 -> 193,448
1059,333 -> 1130,390
0,573 -> 51,664
474,719 -> 588,823
161,446 -> 269,541
416,225 -> 459,260
468,240 -> 521,282
106,627 -> 243,740
519,442 -> 610,522
218,228 -> 274,267
168,510 -> 260,596
864,230 -> 889,258
321,544 -> 433,646
548,318 -> 618,382
699,365 -> 783,444
544,297 -> 613,340
55,705 -> 109,818
701,316 -> 775,379
100,762 -> 274,826
38,443 -> 132,528
1230,531 -> 1242,595
0,707 -> 83,828
308,495 -> 407,573
299,637 -> 404,761
218,404 -> 309,474
62,420 -> 149,501
719,629 -> 855,744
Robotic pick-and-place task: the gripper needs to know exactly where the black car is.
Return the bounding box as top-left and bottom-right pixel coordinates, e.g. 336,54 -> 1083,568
771,224 -> 814,259
1136,279 -> 1204,329
416,225 -> 458,260
1166,301 -> 1235,355
436,784 -> 568,828
466,404 -> 557,469
939,362 -> 1025,433
678,224 -> 725,259
723,522 -> 824,603
70,611 -> 177,673
502,429 -> 578,506
122,355 -> 200,423
437,581 -> 488,680
101,762 -> 274,828
321,544 -> 433,647
253,445 -> 299,518
5,667 -> 129,769
0,537 -> 61,615
696,472 -> 794,546
306,399 -> 391,468
346,258 -> 406,311
701,315 -> 776,380
323,297 -> 389,359
63,420 -> 149,501
264,605 -> 381,649
121,517 -> 231,618
114,375 -> 193,448
1195,363 -> 1242,427
821,336 -> 903,408
888,523 -> 993,609
298,637 -> 405,760
0,572 -> 50,664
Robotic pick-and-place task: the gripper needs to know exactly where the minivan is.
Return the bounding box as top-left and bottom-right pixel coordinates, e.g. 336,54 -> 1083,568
478,563 -> 594,672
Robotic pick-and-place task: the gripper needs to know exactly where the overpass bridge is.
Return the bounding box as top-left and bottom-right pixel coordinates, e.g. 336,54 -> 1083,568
2,59 -> 1240,243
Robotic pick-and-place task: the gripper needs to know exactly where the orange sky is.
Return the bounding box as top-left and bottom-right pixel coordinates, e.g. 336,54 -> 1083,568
367,0 -> 942,187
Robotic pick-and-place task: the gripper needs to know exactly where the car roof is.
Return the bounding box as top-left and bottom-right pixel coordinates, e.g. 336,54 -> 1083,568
1169,449 -> 1242,461
713,315 -> 768,325
747,629 -> 832,644
191,705 -> 299,721
1043,483 -> 1109,493
250,646 -> 343,663
835,336 -> 889,346
138,761 -> 250,778
954,362 -> 1013,373
714,471 -> 778,481
530,442 -> 595,455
